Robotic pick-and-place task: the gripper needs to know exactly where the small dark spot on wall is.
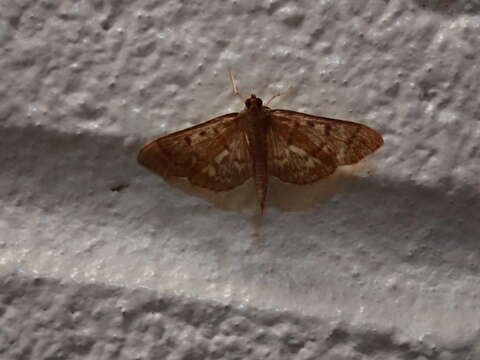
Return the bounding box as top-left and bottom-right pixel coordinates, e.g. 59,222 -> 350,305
110,183 -> 129,192
100,16 -> 113,31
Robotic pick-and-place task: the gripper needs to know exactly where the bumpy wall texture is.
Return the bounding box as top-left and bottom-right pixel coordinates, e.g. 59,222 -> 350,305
1,0 -> 480,359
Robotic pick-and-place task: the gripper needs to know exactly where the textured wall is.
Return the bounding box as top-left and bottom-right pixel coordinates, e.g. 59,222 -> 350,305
1,0 -> 480,358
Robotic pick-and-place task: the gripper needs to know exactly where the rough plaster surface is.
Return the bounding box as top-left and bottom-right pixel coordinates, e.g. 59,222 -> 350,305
0,0 -> 479,358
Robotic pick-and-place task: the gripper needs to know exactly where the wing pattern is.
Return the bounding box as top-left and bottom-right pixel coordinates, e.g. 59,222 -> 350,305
138,113 -> 252,191
267,110 -> 383,184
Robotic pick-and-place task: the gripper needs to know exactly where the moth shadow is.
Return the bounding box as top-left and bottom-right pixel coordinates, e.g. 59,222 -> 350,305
164,178 -> 256,215
164,161 -> 376,214
269,161 -> 374,212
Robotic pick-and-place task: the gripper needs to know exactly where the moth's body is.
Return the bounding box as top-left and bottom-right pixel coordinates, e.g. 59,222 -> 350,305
238,95 -> 270,214
138,93 -> 383,215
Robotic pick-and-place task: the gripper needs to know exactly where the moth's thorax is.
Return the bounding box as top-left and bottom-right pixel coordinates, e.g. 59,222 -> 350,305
240,107 -> 270,137
241,94 -> 271,130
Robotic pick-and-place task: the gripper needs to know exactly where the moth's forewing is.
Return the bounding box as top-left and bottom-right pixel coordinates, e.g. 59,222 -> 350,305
138,113 -> 252,191
267,109 -> 383,184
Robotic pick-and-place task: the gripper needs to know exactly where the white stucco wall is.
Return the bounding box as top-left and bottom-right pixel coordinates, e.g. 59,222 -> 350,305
1,0 -> 479,358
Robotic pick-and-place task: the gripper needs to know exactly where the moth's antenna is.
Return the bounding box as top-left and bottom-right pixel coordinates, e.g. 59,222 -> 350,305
229,69 -> 245,102
265,86 -> 293,107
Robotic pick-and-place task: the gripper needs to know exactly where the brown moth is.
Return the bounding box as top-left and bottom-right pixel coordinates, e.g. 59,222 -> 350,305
138,77 -> 383,215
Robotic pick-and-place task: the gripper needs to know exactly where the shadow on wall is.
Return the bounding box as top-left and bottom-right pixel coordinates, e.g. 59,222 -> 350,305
1,124 -> 479,277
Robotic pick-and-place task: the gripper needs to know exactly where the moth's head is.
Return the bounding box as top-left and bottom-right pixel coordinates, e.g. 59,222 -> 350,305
245,94 -> 263,111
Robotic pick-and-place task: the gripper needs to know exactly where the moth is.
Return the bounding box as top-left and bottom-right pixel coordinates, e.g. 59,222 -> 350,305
138,76 -> 383,215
